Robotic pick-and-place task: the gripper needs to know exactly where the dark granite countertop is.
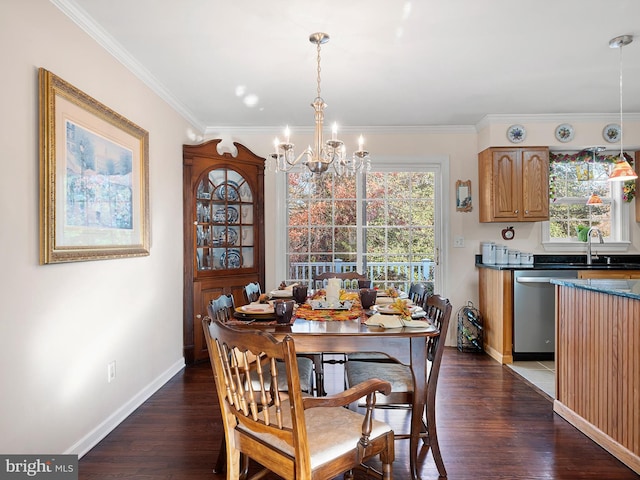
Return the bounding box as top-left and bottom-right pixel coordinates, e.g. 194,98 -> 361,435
550,278 -> 640,300
475,254 -> 640,271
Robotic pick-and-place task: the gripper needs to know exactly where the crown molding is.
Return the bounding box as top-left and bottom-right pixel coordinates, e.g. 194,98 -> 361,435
52,0 -> 205,132
204,124 -> 478,136
476,113 -> 640,131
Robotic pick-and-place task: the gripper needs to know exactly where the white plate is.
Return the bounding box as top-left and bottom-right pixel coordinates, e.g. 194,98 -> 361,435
270,290 -> 293,298
555,124 -> 574,143
374,304 -> 423,315
603,124 -> 621,143
507,124 -> 526,143
239,304 -> 274,314
375,291 -> 408,299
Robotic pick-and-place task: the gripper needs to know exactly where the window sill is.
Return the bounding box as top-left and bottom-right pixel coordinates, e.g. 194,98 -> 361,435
541,240 -> 631,253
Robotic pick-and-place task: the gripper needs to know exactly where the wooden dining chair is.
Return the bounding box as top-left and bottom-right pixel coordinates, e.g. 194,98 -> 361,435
208,294 -> 235,323
203,317 -> 395,480
344,294 -> 452,477
407,282 -> 430,304
243,281 -> 262,304
312,271 -> 369,291
205,298 -> 315,475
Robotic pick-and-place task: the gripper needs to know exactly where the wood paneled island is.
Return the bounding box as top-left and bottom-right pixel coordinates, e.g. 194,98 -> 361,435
552,278 -> 640,474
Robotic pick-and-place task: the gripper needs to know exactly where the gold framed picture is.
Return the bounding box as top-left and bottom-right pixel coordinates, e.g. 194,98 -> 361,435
456,179 -> 472,212
39,68 -> 150,264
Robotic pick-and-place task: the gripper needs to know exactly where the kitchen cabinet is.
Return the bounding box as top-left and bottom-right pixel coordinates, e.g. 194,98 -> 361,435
183,140 -> 265,363
478,147 -> 549,222
477,267 -> 513,364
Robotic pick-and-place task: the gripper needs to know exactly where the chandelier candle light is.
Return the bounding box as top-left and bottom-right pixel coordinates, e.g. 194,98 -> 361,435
271,33 -> 371,175
608,34 -> 637,182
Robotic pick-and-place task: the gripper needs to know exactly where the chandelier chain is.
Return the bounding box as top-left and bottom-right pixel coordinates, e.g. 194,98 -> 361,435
316,40 -> 322,100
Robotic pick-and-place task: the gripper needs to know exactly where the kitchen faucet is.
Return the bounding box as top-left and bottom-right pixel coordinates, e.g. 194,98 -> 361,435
586,226 -> 604,265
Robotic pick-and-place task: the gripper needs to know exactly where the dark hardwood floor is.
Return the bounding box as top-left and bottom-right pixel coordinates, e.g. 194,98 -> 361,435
79,348 -> 639,479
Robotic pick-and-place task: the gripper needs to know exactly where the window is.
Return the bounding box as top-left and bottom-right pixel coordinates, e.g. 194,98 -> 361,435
542,151 -> 633,251
282,160 -> 445,293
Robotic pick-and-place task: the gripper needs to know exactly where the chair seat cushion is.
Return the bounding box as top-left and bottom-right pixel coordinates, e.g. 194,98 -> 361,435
347,352 -> 395,362
345,360 -> 414,393
237,401 -> 392,469
250,357 -> 314,393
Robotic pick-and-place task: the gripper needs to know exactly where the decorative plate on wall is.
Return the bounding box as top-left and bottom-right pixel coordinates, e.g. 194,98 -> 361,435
555,124 -> 574,143
507,124 -> 526,143
603,124 -> 621,143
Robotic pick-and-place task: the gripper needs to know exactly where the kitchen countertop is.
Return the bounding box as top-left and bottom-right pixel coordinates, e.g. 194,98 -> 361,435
551,277 -> 640,300
475,254 -> 640,271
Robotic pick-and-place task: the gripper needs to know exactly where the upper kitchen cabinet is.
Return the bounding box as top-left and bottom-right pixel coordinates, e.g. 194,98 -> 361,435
478,147 -> 549,222
183,140 -> 265,363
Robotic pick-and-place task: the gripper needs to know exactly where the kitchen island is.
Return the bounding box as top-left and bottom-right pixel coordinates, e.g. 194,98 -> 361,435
551,278 -> 640,474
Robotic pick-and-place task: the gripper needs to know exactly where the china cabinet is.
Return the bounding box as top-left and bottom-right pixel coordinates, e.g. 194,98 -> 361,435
183,140 -> 265,363
478,147 -> 549,222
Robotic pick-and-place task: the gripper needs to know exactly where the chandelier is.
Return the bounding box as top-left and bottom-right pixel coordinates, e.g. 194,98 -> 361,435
607,34 -> 637,182
270,33 -> 371,175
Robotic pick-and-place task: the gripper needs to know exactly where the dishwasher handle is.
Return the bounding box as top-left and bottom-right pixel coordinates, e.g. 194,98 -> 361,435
515,277 -> 556,284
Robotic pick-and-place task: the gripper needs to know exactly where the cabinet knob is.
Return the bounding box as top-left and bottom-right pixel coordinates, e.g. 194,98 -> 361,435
193,221 -> 198,225
525,210 -> 529,214
514,210 -> 519,214
196,314 -> 202,319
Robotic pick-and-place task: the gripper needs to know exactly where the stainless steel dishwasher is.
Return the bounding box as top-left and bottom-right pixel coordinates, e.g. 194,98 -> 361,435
513,269 -> 578,360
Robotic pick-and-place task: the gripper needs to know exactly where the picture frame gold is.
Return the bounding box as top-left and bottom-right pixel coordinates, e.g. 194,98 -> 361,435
456,179 -> 472,212
39,68 -> 150,264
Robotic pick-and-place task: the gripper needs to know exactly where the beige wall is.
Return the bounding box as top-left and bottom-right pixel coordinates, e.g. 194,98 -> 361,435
0,0 -> 192,455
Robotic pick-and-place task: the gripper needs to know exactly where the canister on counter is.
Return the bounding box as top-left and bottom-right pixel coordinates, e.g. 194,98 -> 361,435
495,244 -> 508,264
481,242 -> 496,264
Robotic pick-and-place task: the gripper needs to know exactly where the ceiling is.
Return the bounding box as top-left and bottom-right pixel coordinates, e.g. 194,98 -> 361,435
57,0 -> 640,134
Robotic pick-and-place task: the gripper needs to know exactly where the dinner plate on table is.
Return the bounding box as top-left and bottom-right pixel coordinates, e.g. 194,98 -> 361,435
375,296 -> 413,305
373,304 -> 423,315
233,305 -> 276,321
270,289 -> 293,298
375,291 -> 408,299
237,304 -> 274,314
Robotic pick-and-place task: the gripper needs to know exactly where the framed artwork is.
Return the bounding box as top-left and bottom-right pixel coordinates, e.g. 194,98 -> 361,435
39,68 -> 150,264
456,180 -> 472,212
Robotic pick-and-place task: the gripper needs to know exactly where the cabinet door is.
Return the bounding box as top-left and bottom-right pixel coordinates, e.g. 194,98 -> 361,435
491,149 -> 520,220
521,149 -> 549,220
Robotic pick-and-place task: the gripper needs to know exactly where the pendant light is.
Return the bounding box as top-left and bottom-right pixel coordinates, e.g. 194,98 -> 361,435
608,35 -> 637,182
585,146 -> 605,205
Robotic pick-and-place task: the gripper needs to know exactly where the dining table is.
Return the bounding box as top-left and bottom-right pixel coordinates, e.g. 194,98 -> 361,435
230,302 -> 444,480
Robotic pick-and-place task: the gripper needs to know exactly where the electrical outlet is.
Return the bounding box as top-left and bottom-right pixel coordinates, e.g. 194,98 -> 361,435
453,236 -> 465,248
107,361 -> 116,383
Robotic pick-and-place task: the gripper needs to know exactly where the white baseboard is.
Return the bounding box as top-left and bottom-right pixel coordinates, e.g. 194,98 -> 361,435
68,357 -> 186,458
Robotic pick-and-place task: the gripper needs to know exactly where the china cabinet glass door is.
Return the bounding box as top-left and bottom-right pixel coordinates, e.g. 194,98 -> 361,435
194,168 -> 255,272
